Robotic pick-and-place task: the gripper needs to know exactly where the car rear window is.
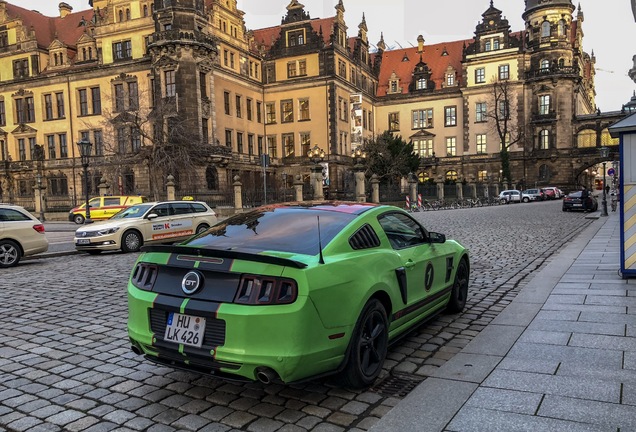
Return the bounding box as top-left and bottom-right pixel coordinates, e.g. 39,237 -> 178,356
185,207 -> 357,255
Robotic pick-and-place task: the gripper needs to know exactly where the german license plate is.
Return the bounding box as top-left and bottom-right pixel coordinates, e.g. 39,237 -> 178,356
573,204 -> 582,207
164,312 -> 206,348
76,239 -> 90,245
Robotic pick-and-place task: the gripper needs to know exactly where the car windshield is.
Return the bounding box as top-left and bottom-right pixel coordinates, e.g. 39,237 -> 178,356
111,204 -> 153,219
568,191 -> 582,198
185,206 -> 358,255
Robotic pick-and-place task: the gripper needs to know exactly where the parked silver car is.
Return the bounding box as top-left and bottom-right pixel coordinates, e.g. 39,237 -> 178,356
522,188 -> 545,202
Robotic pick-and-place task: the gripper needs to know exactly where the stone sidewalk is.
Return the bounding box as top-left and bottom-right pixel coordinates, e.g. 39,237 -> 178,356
372,212 -> 636,432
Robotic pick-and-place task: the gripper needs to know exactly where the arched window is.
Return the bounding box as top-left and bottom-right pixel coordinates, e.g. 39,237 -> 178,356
206,166 -> 219,190
558,58 -> 565,67
126,9 -> 131,20
541,21 -> 551,37
540,59 -> 550,70
445,170 -> 458,181
82,48 -> 86,60
88,47 -> 92,59
118,10 -> 123,22
558,19 -> 565,36
143,4 -> 148,17
577,129 -> 596,148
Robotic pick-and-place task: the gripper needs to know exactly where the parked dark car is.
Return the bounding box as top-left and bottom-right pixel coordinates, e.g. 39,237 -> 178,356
562,191 -> 598,212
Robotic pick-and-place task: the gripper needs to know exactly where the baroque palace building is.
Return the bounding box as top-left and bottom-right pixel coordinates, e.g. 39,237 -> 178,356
0,0 -> 627,207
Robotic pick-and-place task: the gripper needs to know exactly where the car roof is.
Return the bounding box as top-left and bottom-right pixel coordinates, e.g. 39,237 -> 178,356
249,201 -> 378,215
131,200 -> 209,206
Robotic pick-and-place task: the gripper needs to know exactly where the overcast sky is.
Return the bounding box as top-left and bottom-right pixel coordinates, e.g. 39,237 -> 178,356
28,0 -> 636,112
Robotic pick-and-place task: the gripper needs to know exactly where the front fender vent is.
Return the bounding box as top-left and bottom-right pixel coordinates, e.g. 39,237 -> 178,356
349,224 -> 381,250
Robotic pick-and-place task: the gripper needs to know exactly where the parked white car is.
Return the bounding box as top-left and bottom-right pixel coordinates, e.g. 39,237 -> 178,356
74,200 -> 217,254
0,204 -> 49,267
498,190 -> 529,204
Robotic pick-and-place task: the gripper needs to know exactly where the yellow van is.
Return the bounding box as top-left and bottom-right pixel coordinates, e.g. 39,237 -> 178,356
69,195 -> 148,224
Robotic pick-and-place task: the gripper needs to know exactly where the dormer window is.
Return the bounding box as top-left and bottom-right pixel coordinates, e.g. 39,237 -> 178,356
287,29 -> 305,47
485,40 -> 491,51
493,39 -> 500,49
447,73 -> 455,86
416,78 -> 427,90
390,80 -> 398,93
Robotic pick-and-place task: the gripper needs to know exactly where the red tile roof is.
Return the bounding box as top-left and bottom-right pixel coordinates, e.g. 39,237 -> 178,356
6,2 -> 93,50
376,39 -> 468,97
251,16 -> 335,52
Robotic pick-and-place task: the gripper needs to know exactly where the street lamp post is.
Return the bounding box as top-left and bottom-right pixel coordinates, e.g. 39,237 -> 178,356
351,148 -> 367,202
600,146 -> 610,217
77,139 -> 93,224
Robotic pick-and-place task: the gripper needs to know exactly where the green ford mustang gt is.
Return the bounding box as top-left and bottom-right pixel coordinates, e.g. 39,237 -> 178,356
127,202 -> 469,389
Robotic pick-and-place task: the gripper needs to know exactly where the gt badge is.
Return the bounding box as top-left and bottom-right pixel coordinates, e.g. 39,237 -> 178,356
424,263 -> 434,291
182,271 -> 203,295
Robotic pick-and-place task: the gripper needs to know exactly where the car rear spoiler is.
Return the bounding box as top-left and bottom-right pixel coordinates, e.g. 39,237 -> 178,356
140,245 -> 308,269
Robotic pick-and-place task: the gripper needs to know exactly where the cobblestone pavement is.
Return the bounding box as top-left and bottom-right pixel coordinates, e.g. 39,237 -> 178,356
0,200 -> 594,432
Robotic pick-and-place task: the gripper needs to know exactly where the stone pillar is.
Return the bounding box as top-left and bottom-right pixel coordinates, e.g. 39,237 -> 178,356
494,184 -> 500,196
456,180 -> 463,200
33,183 -> 46,222
370,174 -> 380,204
436,176 -> 445,201
98,177 -> 110,196
233,175 -> 243,212
311,165 -> 324,200
469,181 -> 477,199
355,169 -> 366,202
408,174 -> 417,205
293,174 -> 303,202
166,174 -> 176,200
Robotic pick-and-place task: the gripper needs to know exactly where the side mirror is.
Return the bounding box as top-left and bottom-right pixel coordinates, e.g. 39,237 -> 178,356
429,232 -> 446,244
146,213 -> 159,220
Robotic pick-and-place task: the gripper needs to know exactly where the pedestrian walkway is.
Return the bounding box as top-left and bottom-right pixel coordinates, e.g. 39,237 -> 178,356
372,212 -> 636,431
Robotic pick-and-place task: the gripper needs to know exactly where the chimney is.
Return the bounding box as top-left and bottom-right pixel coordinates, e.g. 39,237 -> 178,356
59,2 -> 72,18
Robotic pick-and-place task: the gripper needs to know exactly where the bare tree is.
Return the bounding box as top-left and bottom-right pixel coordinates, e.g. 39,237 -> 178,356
95,88 -> 214,199
484,79 -> 524,185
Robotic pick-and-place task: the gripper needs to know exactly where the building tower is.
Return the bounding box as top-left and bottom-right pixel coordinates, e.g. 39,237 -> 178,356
522,0 -> 596,183
147,0 -> 218,147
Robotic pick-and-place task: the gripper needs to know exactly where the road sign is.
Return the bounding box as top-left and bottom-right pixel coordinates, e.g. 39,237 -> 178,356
608,168 -> 615,176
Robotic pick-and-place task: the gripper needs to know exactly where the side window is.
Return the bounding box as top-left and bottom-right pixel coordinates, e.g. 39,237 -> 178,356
103,197 -> 121,206
377,212 -> 426,249
88,197 -> 101,207
191,203 -> 209,213
152,204 -> 171,217
171,203 -> 192,215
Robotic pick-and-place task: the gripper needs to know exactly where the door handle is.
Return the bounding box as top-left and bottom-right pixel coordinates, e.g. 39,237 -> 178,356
404,260 -> 415,269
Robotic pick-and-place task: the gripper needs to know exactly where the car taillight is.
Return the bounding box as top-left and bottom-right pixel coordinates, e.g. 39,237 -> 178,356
235,275 -> 298,305
131,263 -> 158,291
32,224 -> 45,233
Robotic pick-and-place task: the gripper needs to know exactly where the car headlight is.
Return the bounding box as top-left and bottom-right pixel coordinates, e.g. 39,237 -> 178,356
97,227 -> 120,235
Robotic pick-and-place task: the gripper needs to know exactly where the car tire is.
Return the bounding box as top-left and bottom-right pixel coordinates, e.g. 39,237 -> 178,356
446,258 -> 469,313
196,223 -> 210,234
338,299 -> 388,390
500,199 -> 508,204
0,239 -> 21,268
73,214 -> 85,224
121,230 -> 142,253
522,197 -> 530,203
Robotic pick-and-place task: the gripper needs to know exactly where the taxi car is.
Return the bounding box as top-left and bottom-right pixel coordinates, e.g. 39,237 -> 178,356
75,200 -> 217,254
0,204 -> 49,268
127,202 -> 470,389
69,195 -> 148,224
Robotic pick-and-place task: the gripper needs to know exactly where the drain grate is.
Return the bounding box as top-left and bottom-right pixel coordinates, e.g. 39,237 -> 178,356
371,374 -> 424,398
